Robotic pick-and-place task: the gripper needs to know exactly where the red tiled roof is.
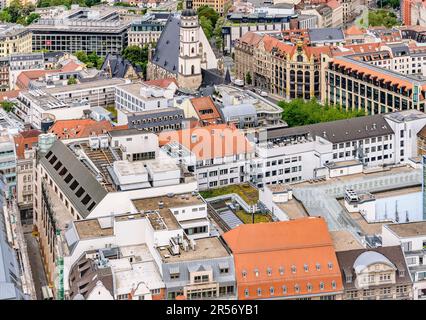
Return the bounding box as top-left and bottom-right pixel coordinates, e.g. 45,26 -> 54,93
0,90 -> 20,101
327,0 -> 341,8
345,25 -> 365,36
16,70 -> 58,89
237,31 -> 263,47
158,124 -> 253,160
223,217 -> 344,300
144,78 -> 178,88
261,34 -> 334,59
59,61 -> 83,73
332,57 -> 415,90
14,129 -> 41,159
48,119 -> 114,140
190,96 -> 221,124
343,42 -> 382,54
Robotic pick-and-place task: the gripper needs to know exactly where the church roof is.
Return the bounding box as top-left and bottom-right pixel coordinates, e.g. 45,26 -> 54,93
101,53 -> 135,78
151,15 -> 180,75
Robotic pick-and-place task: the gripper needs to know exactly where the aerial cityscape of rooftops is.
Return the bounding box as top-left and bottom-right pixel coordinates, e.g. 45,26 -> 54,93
3,0 -> 426,303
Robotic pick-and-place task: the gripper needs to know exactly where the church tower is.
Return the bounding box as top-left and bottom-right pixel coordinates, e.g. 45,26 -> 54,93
178,0 -> 202,90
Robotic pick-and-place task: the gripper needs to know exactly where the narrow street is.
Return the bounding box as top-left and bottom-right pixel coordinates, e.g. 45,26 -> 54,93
24,232 -> 48,300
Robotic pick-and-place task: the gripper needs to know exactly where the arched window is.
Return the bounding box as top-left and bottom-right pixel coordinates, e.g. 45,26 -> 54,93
191,47 -> 194,54
191,65 -> 195,75
297,54 -> 303,62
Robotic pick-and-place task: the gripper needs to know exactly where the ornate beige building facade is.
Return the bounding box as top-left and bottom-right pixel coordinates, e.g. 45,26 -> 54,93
234,31 -> 332,101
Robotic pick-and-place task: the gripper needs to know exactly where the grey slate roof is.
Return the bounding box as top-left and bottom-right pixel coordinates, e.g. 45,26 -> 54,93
40,140 -> 107,218
336,246 -> 412,290
151,15 -> 180,75
266,114 -> 394,144
308,27 -> 345,43
101,53 -> 135,78
353,251 -> 395,273
387,43 -> 410,56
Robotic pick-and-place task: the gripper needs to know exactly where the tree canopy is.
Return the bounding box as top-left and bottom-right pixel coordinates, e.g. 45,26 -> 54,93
121,45 -> 149,77
37,0 -> 101,9
197,6 -> 220,40
67,76 -> 77,85
0,101 -> 15,113
0,0 -> 40,25
74,51 -> 104,69
278,99 -> 365,127
368,9 -> 399,28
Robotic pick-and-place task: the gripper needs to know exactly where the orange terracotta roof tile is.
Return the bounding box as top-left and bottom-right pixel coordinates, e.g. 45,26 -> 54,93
16,69 -> 58,89
144,78 -> 178,88
14,129 -> 41,159
190,96 -> 221,124
345,25 -> 365,36
158,124 -> 253,160
48,119 -> 114,140
343,42 -> 382,54
238,31 -> 263,47
332,57 -> 414,89
0,90 -> 20,101
327,0 -> 341,9
223,217 -> 343,300
59,61 -> 83,73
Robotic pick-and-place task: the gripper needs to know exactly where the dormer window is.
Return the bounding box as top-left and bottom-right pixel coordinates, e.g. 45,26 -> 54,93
257,288 -> 262,296
244,288 -> 249,297
291,265 -> 296,273
282,285 -> 287,294
320,282 -> 324,290
270,287 -> 275,295
304,264 -> 309,272
267,267 -> 272,276
399,270 -> 405,277
332,280 -> 337,289
316,263 -> 321,271
307,283 -> 312,292
295,284 -> 300,293
242,270 -> 247,278
328,262 -> 333,270
254,268 -> 259,277
346,274 -> 353,283
279,266 -> 284,275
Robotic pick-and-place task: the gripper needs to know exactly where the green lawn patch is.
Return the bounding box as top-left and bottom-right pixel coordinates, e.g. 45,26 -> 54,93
199,183 -> 258,205
235,210 -> 272,224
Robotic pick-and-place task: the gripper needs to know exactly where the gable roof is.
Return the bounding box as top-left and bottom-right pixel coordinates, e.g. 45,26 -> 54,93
336,246 -> 412,289
158,124 -> 253,160
266,114 -> 394,144
144,78 -> 178,88
308,28 -> 345,43
190,96 -> 221,124
14,129 -> 41,159
101,53 -> 135,78
40,140 -> 108,218
222,217 -> 344,299
224,217 -> 334,253
48,119 -> 114,140
237,31 -> 263,47
151,15 -> 180,74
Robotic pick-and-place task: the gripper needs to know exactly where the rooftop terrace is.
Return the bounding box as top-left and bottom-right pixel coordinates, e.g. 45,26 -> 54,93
157,237 -> 230,263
